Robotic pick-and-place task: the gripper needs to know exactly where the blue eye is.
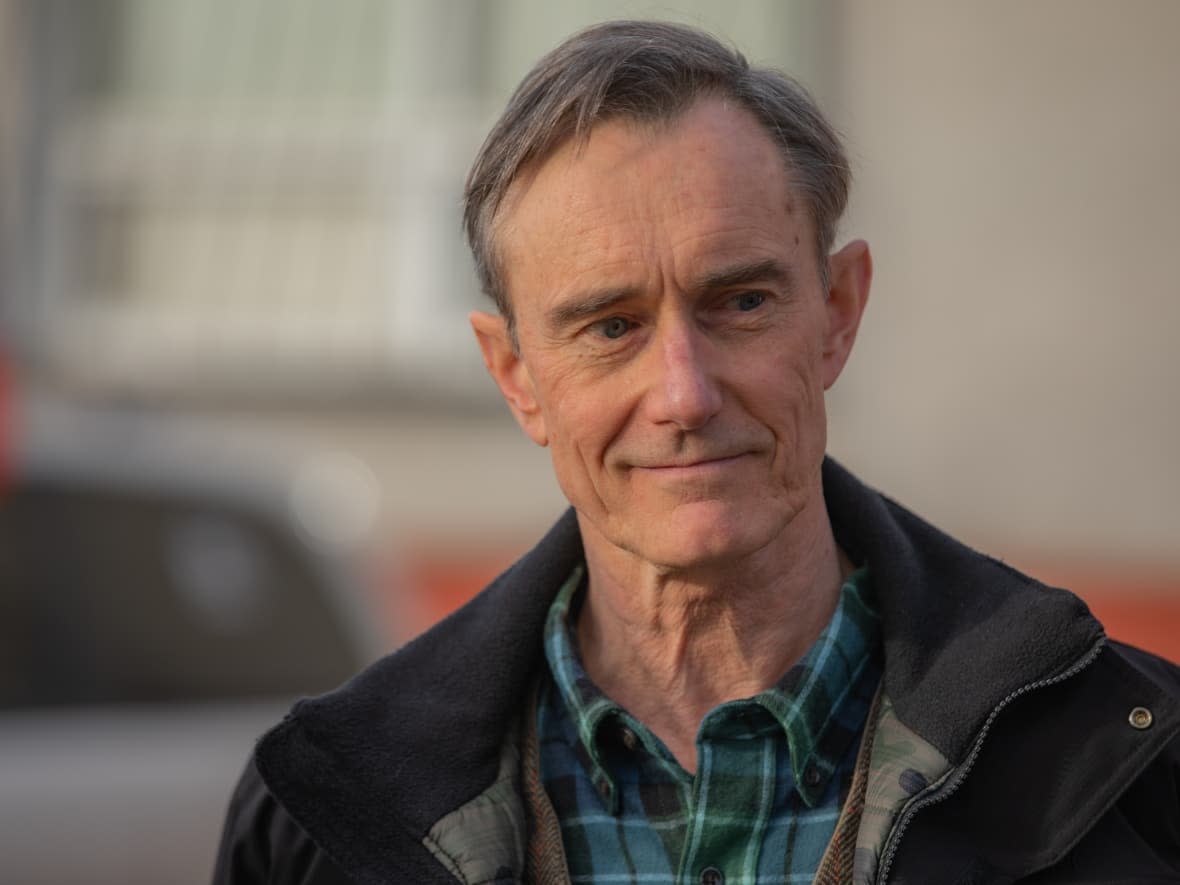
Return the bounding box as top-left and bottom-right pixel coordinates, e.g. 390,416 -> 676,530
734,292 -> 765,311
597,317 -> 632,339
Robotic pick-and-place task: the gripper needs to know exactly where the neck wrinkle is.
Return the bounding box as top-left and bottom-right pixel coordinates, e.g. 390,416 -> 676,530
573,491 -> 846,771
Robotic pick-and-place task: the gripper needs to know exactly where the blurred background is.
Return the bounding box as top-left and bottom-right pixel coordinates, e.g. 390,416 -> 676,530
1,1 -> 1177,882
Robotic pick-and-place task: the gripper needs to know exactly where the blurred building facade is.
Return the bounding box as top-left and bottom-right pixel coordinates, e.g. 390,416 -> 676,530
2,0 -> 1177,649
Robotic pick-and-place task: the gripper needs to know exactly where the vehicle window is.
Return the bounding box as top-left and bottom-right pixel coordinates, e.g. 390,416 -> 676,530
0,480 -> 362,709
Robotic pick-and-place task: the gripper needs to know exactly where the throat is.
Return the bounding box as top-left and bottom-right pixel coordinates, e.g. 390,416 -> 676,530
574,561 -> 844,773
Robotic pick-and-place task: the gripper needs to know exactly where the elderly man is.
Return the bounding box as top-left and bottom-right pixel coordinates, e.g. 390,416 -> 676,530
214,21 -> 1180,885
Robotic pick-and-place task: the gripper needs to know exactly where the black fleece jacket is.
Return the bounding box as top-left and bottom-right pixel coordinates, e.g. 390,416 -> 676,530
213,459 -> 1180,884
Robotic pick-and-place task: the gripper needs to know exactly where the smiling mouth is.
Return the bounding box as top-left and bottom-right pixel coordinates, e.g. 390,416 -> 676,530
634,453 -> 749,473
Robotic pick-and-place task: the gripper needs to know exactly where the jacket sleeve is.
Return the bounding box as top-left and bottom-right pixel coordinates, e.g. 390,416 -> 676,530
212,757 -> 354,885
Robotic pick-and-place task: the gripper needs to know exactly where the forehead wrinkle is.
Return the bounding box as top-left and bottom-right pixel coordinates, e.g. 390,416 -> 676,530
501,199 -> 642,314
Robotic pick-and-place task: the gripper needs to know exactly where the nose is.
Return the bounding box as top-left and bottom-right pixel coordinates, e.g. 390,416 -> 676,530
642,312 -> 723,431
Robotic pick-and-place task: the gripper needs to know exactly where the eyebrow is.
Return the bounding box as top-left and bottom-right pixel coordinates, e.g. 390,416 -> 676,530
545,286 -> 640,333
544,258 -> 797,333
692,258 -> 796,296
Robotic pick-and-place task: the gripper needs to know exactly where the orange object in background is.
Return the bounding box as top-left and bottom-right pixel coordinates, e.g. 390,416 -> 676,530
403,548 -> 1180,665
1017,562 -> 1180,663
405,549 -> 523,632
1061,576 -> 1180,664
1084,592 -> 1180,663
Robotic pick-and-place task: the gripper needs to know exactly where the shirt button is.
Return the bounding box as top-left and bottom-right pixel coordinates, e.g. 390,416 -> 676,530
619,726 -> 638,751
803,764 -> 822,789
699,867 -> 724,885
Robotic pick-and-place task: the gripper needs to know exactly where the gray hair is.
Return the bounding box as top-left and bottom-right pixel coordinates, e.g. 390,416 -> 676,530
463,20 -> 851,325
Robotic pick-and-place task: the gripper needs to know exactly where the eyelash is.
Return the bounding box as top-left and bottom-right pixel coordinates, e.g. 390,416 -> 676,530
593,316 -> 634,340
731,291 -> 765,311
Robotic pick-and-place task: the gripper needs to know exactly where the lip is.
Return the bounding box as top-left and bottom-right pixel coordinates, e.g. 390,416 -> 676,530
633,453 -> 750,474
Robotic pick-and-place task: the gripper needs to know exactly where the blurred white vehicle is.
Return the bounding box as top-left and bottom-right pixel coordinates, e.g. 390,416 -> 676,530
0,403 -> 386,885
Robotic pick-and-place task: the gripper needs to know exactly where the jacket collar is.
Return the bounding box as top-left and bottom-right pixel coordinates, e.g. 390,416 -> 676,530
821,458 -> 1105,762
255,509 -> 583,884
253,457 -> 1129,881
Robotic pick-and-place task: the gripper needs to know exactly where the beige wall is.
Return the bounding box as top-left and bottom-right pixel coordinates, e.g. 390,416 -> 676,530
824,2 -> 1180,563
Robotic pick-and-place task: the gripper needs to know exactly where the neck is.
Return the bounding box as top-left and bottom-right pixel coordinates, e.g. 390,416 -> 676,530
574,495 -> 850,773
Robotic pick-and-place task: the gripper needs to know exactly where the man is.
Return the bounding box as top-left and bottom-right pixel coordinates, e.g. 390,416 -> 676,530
214,21 -> 1180,885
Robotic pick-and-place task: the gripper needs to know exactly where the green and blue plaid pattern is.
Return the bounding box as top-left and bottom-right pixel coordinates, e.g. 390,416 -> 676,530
538,566 -> 880,885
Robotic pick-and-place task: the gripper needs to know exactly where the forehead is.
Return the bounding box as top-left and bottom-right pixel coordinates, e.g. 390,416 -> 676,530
495,99 -> 809,306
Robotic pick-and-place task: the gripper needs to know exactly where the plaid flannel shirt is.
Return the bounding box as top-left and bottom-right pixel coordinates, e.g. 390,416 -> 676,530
538,565 -> 881,885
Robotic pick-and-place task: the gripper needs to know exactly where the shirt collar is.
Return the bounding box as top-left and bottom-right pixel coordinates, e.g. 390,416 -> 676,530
542,564 -> 623,808
755,567 -> 878,804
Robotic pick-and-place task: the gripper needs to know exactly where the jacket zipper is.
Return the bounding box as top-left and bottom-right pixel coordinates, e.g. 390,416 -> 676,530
873,636 -> 1107,884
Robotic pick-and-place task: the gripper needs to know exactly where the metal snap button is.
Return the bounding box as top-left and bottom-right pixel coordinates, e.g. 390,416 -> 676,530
699,866 -> 724,885
1128,706 -> 1153,730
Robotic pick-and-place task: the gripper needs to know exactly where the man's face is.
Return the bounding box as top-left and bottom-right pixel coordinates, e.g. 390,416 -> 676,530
473,98 -> 870,572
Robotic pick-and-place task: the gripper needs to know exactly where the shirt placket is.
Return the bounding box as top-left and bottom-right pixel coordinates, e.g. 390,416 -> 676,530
677,726 -> 776,885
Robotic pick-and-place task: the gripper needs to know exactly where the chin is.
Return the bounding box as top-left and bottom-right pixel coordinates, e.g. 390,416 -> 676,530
625,502 -> 786,572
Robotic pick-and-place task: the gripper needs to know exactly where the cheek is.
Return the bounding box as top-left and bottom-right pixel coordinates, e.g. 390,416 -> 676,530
534,364 -> 626,481
754,338 -> 829,454
781,327 -> 829,400
542,407 -> 632,520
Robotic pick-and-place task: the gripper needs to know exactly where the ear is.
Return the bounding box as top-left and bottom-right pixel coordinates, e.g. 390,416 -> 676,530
469,311 -> 549,446
821,239 -> 873,390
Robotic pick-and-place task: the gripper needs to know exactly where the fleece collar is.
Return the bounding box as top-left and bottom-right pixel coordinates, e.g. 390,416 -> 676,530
819,459 -> 1107,762
253,457 -> 1117,882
